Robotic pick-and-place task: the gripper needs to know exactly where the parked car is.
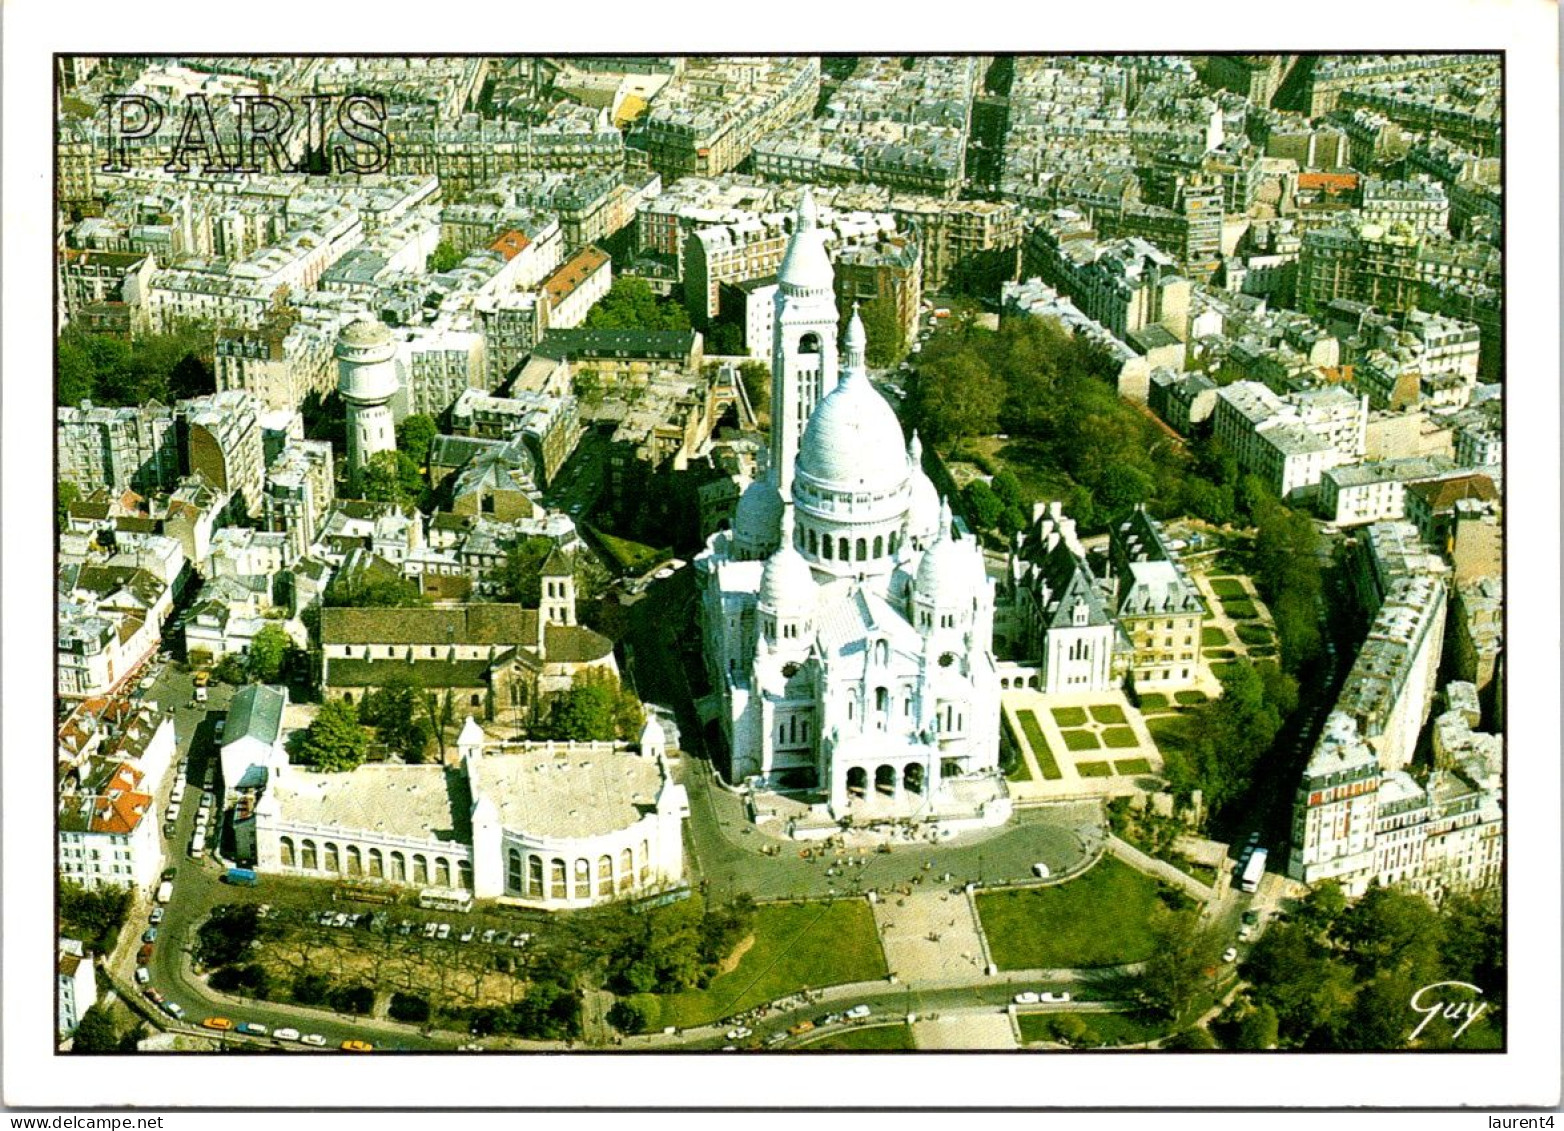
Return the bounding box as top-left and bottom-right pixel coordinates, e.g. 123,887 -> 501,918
1012,992 -> 1040,1005
161,867 -> 177,883
481,929 -> 497,944
161,1001 -> 185,1020
494,931 -> 512,946
725,1027 -> 753,1040
459,927 -> 476,943
135,966 -> 151,985
436,922 -> 451,940
273,1027 -> 301,1042
340,1039 -> 373,1052
149,907 -> 165,926
1040,991 -> 1072,1004
301,1033 -> 327,1047
138,943 -> 155,963
235,1022 -> 268,1037
788,1020 -> 815,1036
845,1004 -> 871,1019
202,1017 -> 234,1031
142,988 -> 164,1005
423,921 -> 439,939
142,927 -> 158,944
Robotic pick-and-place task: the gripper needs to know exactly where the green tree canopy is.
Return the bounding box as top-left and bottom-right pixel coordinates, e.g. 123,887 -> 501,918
55,324 -> 215,408
584,276 -> 691,332
361,671 -> 434,763
493,536 -> 554,606
58,481 -> 81,534
396,414 -> 439,467
357,449 -> 424,508
428,240 -> 463,273
247,623 -> 291,684
856,294 -> 907,368
541,669 -> 644,743
70,1005 -> 120,1053
323,569 -> 427,609
298,700 -> 371,772
964,478 -> 1004,530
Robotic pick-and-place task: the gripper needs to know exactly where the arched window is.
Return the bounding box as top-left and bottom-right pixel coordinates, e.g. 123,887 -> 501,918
366,848 -> 383,878
434,858 -> 451,888
528,855 -> 544,898
342,692 -> 353,705
876,687 -> 890,714
575,858 -> 591,899
856,538 -> 867,561
301,840 -> 317,870
508,849 -> 523,893
470,694 -> 482,707
598,855 -> 614,897
413,855 -> 429,885
390,851 -> 406,884
619,848 -> 634,891
875,639 -> 889,665
323,842 -> 338,873
458,861 -> 472,891
838,537 -> 849,561
822,535 -> 833,560
799,332 -> 821,355
640,841 -> 651,883
873,535 -> 883,558
346,845 -> 362,877
807,528 -> 818,555
279,837 -> 295,868
550,858 -> 568,899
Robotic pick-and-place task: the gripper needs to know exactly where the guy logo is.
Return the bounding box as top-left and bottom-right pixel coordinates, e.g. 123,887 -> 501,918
1408,980 -> 1488,1044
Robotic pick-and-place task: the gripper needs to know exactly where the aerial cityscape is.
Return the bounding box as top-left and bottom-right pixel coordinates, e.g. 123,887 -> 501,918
53,53 -> 1504,1056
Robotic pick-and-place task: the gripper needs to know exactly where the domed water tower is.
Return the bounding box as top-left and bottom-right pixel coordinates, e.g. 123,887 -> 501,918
336,317 -> 399,490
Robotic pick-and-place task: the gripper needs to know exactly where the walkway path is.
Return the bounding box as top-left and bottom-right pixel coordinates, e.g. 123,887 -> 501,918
1105,834 -> 1216,902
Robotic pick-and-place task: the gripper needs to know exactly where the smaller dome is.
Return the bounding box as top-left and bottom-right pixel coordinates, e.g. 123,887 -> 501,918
339,318 -> 391,349
905,433 -> 941,542
778,188 -> 834,295
759,508 -> 816,612
913,499 -> 980,605
733,477 -> 783,553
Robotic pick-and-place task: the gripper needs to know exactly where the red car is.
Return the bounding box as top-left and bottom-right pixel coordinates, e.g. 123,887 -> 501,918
138,942 -> 155,963
142,988 -> 165,1005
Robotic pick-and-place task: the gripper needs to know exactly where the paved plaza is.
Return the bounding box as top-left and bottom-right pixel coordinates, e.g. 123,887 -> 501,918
912,1010 -> 1018,1050
873,888 -> 990,983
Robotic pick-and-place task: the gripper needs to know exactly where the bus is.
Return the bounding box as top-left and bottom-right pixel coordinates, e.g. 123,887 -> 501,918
1239,848 -> 1268,894
335,883 -> 395,906
417,888 -> 474,914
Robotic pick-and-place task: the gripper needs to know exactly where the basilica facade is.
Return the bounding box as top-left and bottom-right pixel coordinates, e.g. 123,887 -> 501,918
696,190 -> 1003,822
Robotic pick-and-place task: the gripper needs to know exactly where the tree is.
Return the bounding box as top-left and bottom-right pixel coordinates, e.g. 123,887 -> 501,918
906,351 -> 1003,445
428,240 -> 463,273
1234,1002 -> 1280,1050
584,276 -> 690,332
298,700 -> 371,772
59,882 -> 133,954
247,623 -> 291,684
292,972 -> 333,1005
544,677 -> 618,743
358,449 -> 423,508
324,570 -> 426,609
737,361 -> 770,419
857,294 -> 906,368
1138,909 -> 1226,1020
361,671 -> 434,763
963,479 -> 1004,530
213,653 -> 249,685
493,536 -> 554,606
58,481 -> 81,534
194,904 -> 262,968
389,993 -> 431,1023
709,321 -> 746,356
991,469 -> 1024,510
70,1005 -> 120,1053
607,993 -> 660,1034
396,414 -> 439,467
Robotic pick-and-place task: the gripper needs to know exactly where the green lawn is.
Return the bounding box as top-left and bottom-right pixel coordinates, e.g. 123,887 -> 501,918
800,1023 -> 915,1050
1051,706 -> 1089,728
1114,758 -> 1153,774
1173,691 -> 1207,706
591,527 -> 669,575
652,901 -> 886,1030
1015,711 -> 1063,780
1006,751 -> 1033,783
977,857 -> 1163,969
1018,1009 -> 1171,1047
1207,648 -> 1237,660
1077,761 -> 1112,777
1236,623 -> 1273,647
1208,578 -> 1249,600
1136,693 -> 1169,710
1220,598 -> 1259,620
1089,703 -> 1127,725
1101,726 -> 1139,749
1211,661 -> 1241,681
1061,729 -> 1100,752
1201,626 -> 1229,648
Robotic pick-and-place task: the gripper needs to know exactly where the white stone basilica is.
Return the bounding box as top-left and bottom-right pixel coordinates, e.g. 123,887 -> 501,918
696,190 -> 1005,825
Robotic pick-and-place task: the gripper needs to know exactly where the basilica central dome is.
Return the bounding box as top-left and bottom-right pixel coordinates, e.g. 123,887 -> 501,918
795,312 -> 909,496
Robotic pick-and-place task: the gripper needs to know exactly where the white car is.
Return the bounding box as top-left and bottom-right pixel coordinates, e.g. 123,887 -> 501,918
845,1004 -> 871,1019
1222,947 -> 1239,963
436,923 -> 451,940
135,966 -> 151,985
1040,991 -> 1072,1004
273,1027 -> 301,1042
1012,992 -> 1040,1005
725,1027 -> 753,1040
301,1033 -> 327,1047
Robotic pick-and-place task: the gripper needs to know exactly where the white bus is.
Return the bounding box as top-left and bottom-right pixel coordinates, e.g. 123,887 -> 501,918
417,888 -> 474,914
1239,848 -> 1267,894
189,830 -> 206,857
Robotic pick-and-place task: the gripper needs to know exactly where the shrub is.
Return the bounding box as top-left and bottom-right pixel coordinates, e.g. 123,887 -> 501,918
389,993 -> 431,1024
328,984 -> 375,1015
292,973 -> 333,1006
